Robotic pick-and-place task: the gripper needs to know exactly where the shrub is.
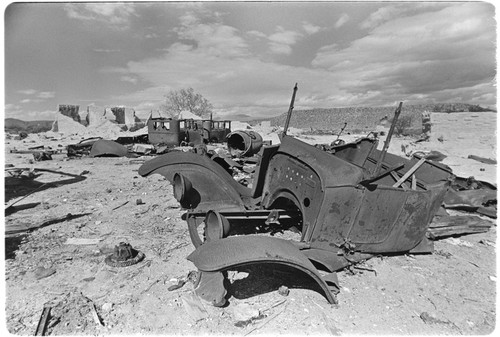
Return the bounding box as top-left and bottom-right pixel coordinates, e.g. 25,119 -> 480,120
393,115 -> 413,136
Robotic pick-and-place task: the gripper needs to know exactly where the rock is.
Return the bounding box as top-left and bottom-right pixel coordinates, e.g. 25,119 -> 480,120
278,285 -> 290,296
102,303 -> 113,312
442,238 -> 473,247
34,266 -> 56,280
229,303 -> 261,323
420,312 -> 450,325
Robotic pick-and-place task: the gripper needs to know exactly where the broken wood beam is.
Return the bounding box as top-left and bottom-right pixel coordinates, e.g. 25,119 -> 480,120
390,171 -> 409,190
427,215 -> 493,240
393,157 -> 426,188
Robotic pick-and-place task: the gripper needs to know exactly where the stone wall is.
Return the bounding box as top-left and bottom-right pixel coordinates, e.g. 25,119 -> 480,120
58,105 -> 80,123
429,112 -> 497,146
87,106 -> 107,127
111,107 -> 126,124
270,106 -> 424,134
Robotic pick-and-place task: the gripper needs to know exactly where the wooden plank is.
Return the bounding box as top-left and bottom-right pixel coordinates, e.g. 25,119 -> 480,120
390,172 -> 408,190
427,215 -> 493,239
429,215 -> 492,228
393,157 -> 426,188
428,226 -> 491,240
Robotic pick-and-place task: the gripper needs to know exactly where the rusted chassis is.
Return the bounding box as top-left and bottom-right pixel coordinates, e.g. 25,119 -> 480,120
139,135 -> 450,302
140,135 -> 449,253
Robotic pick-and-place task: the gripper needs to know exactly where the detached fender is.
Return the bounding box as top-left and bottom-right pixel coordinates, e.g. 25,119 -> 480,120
90,139 -> 128,157
187,235 -> 337,304
138,151 -> 251,211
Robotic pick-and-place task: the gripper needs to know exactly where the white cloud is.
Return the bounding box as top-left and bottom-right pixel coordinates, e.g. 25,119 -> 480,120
17,89 -> 37,95
24,110 -> 57,120
93,48 -> 121,53
108,3 -> 495,119
302,22 -> 321,35
247,30 -> 267,39
269,43 -> 293,55
64,3 -> 136,29
37,92 -> 55,99
312,3 -> 495,102
334,13 -> 350,29
360,3 -> 447,30
5,104 -> 22,112
4,105 -> 55,120
121,76 -> 138,84
267,26 -> 302,55
175,12 -> 250,58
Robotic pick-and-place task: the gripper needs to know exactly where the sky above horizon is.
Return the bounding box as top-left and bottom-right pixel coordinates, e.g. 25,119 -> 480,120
4,1 -> 497,121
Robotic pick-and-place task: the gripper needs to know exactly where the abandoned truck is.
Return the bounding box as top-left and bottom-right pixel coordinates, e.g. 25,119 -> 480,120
147,117 -> 231,146
138,90 -> 453,306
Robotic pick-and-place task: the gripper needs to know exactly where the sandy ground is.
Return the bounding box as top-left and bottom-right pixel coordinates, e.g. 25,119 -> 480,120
2,113 -> 497,335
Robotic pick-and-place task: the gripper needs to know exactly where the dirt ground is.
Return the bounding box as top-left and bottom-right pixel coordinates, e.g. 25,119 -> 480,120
2,115 -> 497,335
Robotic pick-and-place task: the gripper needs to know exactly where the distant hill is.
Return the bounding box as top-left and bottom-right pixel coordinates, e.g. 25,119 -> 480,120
265,103 -> 495,133
5,118 -> 53,134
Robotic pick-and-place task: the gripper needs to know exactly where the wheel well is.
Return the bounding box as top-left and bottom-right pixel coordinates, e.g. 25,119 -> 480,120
268,196 -> 304,233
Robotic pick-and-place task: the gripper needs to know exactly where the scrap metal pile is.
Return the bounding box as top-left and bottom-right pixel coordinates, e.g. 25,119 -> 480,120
138,84 -> 496,307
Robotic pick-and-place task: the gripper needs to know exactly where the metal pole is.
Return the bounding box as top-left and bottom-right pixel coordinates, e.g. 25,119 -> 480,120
372,102 -> 403,178
282,83 -> 298,137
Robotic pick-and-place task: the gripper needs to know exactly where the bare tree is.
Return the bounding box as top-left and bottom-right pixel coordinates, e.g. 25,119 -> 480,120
160,88 -> 213,119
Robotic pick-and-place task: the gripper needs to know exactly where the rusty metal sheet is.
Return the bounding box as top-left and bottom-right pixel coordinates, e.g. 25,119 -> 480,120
193,271 -> 227,307
250,144 -> 279,198
187,235 -> 337,304
328,137 -> 379,168
308,181 -> 449,253
268,135 -> 368,188
89,139 -> 128,157
444,189 -> 497,210
257,135 -> 450,255
261,135 -> 368,242
138,151 -> 252,211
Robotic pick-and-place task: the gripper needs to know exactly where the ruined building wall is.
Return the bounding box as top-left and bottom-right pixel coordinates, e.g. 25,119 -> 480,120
124,107 -> 141,125
58,105 -> 80,123
111,107 -> 126,124
54,104 -> 144,133
87,106 -> 107,127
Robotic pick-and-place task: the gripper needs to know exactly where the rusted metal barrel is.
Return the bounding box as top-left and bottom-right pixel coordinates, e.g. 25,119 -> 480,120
227,130 -> 263,157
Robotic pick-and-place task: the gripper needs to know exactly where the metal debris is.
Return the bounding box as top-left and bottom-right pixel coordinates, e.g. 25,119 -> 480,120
467,154 -> 497,165
227,130 -> 263,157
89,139 -> 128,157
104,242 -> 145,267
35,306 -> 52,336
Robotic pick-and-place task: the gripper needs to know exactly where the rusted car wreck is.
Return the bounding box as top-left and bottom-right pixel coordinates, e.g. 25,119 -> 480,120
139,86 -> 452,306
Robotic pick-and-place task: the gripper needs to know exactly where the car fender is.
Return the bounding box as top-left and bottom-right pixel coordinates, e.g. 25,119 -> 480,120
187,235 -> 337,304
138,151 -> 251,211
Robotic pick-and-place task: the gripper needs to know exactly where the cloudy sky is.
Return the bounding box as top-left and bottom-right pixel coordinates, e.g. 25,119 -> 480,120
4,1 -> 497,121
